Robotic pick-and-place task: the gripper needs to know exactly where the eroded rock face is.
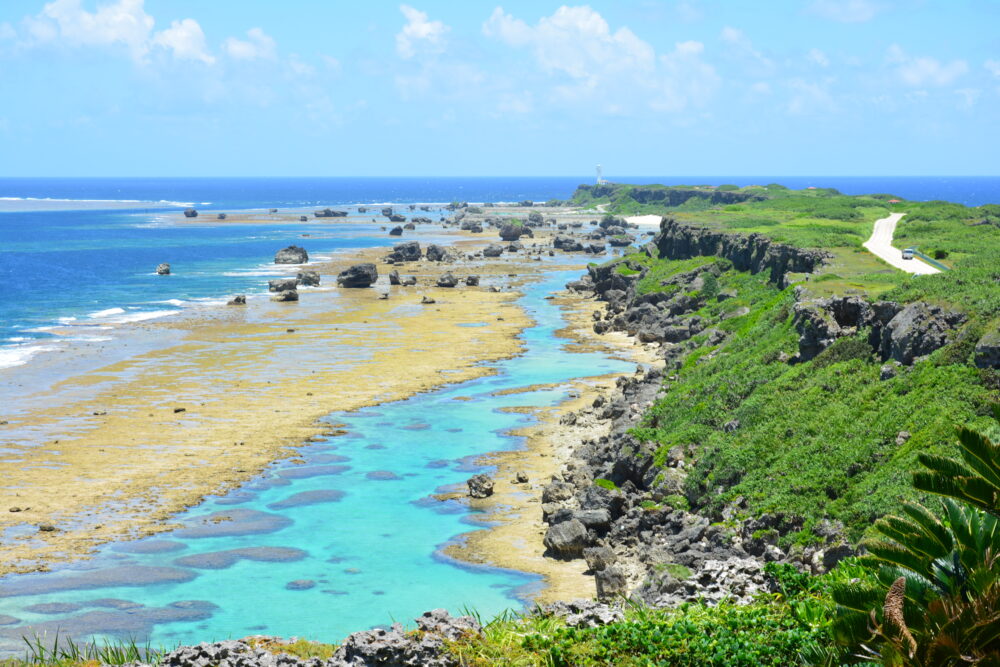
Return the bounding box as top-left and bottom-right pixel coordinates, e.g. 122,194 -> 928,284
975,329 -> 1000,368
544,518 -> 588,559
271,290 -> 298,302
275,245 -> 309,264
386,241 -> 421,263
425,244 -> 449,262
880,302 -> 965,364
297,271 -> 320,287
467,473 -> 493,498
337,264 -> 377,288
554,235 -> 583,252
268,278 -> 299,293
499,223 -> 528,241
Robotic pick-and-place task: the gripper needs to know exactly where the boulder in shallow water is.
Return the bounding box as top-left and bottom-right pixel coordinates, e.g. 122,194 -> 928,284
389,226 -> 403,236
386,241 -> 421,263
275,245 -> 309,264
268,278 -> 299,292
482,243 -> 504,258
389,269 -> 401,286
465,275 -> 480,286
271,290 -> 299,302
337,263 -> 378,288
155,263 -> 170,275
426,244 -> 448,262
216,213 -> 226,220
296,270 -> 320,286
436,272 -> 459,288
467,473 -> 494,498
227,295 -> 246,306
183,208 -> 198,218
401,275 -> 418,286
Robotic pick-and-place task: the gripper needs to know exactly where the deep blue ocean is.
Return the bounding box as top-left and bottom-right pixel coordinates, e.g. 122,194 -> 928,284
0,176 -> 998,651
1,175 -> 997,369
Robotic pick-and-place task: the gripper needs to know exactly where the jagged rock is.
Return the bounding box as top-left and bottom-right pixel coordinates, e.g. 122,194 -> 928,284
974,328 -> 1000,368
467,473 -> 494,498
541,600 -> 624,628
389,226 -> 403,236
401,275 -> 418,286
404,222 -> 416,230
436,272 -> 458,288
296,271 -> 320,286
389,270 -> 401,286
608,234 -> 634,247
544,519 -> 588,559
554,235 -> 584,252
507,241 -> 523,252
499,223 -> 527,241
386,241 -> 422,263
334,609 -> 480,667
271,290 -> 298,302
381,207 -> 393,217
482,243 -> 504,258
583,546 -> 617,572
595,566 -> 627,599
183,208 -> 198,218
299,215 -> 308,222
275,245 -> 309,264
156,263 -> 170,275
880,302 -> 965,364
421,296 -> 436,304
465,275 -> 480,286
388,214 -> 406,223
514,471 -> 528,483
216,213 -> 227,220
227,295 -> 246,306
337,264 -> 378,288
268,278 -> 299,292
426,244 -> 448,262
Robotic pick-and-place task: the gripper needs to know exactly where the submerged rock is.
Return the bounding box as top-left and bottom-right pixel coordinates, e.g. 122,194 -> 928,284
156,263 -> 171,275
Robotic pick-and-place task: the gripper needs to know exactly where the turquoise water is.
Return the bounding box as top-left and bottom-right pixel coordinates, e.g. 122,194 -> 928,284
0,267 -> 633,652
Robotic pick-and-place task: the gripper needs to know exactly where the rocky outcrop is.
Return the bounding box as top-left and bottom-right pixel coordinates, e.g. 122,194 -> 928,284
389,270 -> 401,286
297,271 -> 320,287
554,235 -> 584,252
275,246 -> 309,264
426,244 -> 448,262
269,278 -> 299,293
388,214 -> 406,223
156,263 -> 171,275
389,226 -> 403,236
880,302 -> 966,365
271,290 -> 298,302
482,243 -> 504,258
436,272 -> 458,288
467,473 -> 494,498
574,184 -> 763,208
314,208 -> 348,218
465,275 -> 480,287
385,241 -> 421,263
654,217 -> 830,284
183,208 -> 198,218
227,295 -> 246,306
337,264 -> 377,288
975,329 -> 1000,368
499,223 -> 531,241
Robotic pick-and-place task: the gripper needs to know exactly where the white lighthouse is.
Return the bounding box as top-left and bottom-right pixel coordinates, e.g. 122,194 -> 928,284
596,164 -> 607,185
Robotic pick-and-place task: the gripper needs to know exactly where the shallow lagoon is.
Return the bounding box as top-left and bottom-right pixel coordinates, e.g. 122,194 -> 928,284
0,266 -> 634,652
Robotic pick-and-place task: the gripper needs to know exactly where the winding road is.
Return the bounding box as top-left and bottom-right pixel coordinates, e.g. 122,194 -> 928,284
862,212 -> 941,275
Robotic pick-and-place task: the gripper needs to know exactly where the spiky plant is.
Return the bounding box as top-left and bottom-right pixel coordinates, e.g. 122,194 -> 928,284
831,408 -> 1000,665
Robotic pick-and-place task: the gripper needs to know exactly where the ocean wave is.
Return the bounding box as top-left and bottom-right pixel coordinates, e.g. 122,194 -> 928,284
89,307 -> 126,319
0,344 -> 58,370
0,196 -> 194,207
109,310 -> 180,324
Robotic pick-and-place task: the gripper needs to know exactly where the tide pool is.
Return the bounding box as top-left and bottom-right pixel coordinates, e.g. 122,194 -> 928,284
0,267 -> 634,653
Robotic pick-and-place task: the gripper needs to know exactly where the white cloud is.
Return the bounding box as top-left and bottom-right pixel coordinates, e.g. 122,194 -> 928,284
223,27 -> 276,61
986,60 -> 1000,78
30,0 -> 155,60
22,0 -> 215,65
396,5 -> 448,59
808,0 -> 881,23
808,48 -> 830,67
0,22 -> 16,40
651,40 -> 720,112
154,18 -> 213,64
888,44 -> 967,87
720,26 -> 773,75
484,6 -> 654,80
786,78 -> 834,114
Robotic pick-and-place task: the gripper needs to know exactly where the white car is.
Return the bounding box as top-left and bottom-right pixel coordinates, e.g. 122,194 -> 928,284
901,248 -> 915,260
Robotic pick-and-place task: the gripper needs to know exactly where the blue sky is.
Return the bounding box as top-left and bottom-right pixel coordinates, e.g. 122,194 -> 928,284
0,0 -> 997,177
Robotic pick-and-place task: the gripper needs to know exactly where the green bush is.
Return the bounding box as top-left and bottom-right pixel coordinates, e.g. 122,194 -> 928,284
593,478 -> 618,491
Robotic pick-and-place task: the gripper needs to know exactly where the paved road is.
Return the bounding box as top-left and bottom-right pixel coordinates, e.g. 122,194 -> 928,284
862,212 -> 940,275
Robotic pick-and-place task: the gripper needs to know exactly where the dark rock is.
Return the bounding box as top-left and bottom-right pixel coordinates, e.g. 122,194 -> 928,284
583,546 -> 617,572
482,243 -> 504,258
271,290 -> 299,302
227,295 -> 246,306
881,302 -> 965,364
337,264 -> 378,288
426,244 -> 448,262
544,519 -> 588,559
183,208 -> 198,218
389,269 -> 401,286
315,208 -> 348,218
541,599 -> 624,628
421,296 -> 436,304
499,223 -> 527,241
514,471 -> 528,483
389,226 -> 403,236
387,241 -> 422,263
436,272 -> 459,288
268,278 -> 299,292
974,328 -> 1000,368
296,270 -> 320,286
285,579 -> 315,590
554,235 -> 584,252
334,609 -> 480,667
595,566 -> 627,599
465,275 -> 480,286
388,214 -> 406,223
467,473 -> 494,498
155,263 -> 170,275
217,213 -> 227,220
274,245 -> 309,264
299,215 -> 308,222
